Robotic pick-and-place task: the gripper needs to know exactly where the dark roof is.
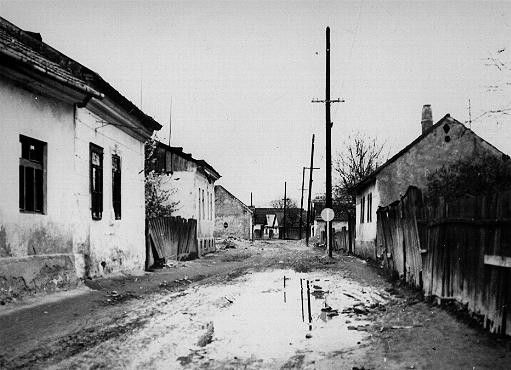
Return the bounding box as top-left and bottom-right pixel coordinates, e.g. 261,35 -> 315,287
0,16 -> 161,132
253,208 -> 305,227
350,114 -> 507,193
215,185 -> 253,213
157,141 -> 221,180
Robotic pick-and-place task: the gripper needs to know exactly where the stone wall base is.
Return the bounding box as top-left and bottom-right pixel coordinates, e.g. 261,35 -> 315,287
0,254 -> 81,302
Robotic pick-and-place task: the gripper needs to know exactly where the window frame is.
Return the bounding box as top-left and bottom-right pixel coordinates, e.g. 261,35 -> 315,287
367,193 -> 372,223
90,143 -> 104,220
360,196 -> 365,224
112,154 -> 121,220
19,135 -> 46,214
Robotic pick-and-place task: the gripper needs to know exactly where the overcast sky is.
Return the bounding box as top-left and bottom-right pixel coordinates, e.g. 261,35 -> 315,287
2,0 -> 510,207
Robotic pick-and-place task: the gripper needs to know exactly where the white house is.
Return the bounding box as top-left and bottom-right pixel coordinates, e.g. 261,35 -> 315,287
0,17 -> 161,300
351,105 -> 507,259
150,143 -> 221,255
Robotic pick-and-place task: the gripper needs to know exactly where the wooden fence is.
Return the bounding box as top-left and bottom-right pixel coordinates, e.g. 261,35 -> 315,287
376,186 -> 511,335
145,217 -> 198,268
334,229 -> 349,251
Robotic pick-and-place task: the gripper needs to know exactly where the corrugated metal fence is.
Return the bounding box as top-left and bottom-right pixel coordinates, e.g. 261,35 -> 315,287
145,217 -> 198,268
376,186 -> 511,335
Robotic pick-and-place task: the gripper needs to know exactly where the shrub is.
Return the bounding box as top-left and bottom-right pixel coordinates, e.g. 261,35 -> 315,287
426,154 -> 511,201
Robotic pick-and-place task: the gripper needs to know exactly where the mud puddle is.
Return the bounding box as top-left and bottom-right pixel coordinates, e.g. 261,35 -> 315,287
54,269 -> 389,369
200,270 -> 387,367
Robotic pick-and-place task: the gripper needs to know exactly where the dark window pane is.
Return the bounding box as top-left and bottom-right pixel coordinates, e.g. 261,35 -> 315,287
35,169 -> 43,212
112,155 -> 121,220
21,141 -> 30,159
19,165 -> 24,210
30,144 -> 43,163
25,167 -> 34,211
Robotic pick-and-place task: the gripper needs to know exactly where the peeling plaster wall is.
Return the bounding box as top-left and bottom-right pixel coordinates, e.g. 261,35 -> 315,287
214,186 -> 253,239
0,76 -> 78,299
74,108 -> 146,277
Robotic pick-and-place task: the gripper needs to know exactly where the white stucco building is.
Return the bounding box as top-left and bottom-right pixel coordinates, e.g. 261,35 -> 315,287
351,106 -> 506,259
0,17 -> 161,300
151,143 -> 221,255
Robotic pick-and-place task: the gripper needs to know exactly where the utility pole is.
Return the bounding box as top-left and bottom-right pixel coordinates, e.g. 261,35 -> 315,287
299,168 -> 306,240
312,26 -> 344,256
250,192 -> 253,207
283,181 -> 287,240
305,135 -> 315,246
299,166 -> 320,239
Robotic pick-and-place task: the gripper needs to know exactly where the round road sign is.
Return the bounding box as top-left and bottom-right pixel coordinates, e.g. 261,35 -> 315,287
321,208 -> 335,222
223,222 -> 228,229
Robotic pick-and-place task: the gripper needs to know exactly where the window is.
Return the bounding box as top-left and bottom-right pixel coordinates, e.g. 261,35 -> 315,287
112,155 -> 121,220
90,143 -> 103,220
19,135 -> 46,213
367,193 -> 373,223
198,188 -> 201,219
360,196 -> 365,223
202,189 -> 205,220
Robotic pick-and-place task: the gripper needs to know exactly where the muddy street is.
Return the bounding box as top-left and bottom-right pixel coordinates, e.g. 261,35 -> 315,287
1,239 -> 510,369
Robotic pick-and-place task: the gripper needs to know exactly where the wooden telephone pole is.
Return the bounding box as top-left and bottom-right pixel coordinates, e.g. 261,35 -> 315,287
312,27 -> 344,256
299,166 -> 319,239
283,181 -> 287,240
305,134 -> 315,246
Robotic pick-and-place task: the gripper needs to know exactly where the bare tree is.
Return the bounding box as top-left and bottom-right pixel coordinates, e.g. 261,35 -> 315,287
333,133 -> 386,209
334,133 -> 385,190
270,198 -> 298,209
472,48 -> 511,125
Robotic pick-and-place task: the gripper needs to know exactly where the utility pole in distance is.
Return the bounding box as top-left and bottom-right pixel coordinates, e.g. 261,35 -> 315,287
305,134 -> 315,247
312,26 -> 344,256
299,166 -> 320,240
283,181 -> 287,240
299,168 -> 306,240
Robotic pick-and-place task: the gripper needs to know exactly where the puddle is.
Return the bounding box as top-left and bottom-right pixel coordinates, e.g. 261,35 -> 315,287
55,269 -> 388,369
197,270 -> 386,366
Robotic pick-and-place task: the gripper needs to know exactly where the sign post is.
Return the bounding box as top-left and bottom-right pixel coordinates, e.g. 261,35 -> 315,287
321,208 -> 335,257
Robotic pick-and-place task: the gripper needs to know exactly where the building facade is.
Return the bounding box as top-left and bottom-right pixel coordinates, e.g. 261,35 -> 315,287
214,185 -> 253,240
352,106 -> 506,259
151,144 -> 220,255
0,17 -> 161,300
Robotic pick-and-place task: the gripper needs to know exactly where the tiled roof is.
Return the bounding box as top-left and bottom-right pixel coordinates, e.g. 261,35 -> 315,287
0,26 -> 99,97
0,16 -> 161,132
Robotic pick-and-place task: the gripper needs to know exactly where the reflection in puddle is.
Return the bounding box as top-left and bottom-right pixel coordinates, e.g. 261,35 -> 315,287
202,269 -> 387,364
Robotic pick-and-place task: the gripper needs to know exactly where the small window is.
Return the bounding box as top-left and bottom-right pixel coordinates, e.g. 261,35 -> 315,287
198,188 -> 201,219
202,189 -> 205,220
90,143 -> 103,220
112,155 -> 121,220
367,193 -> 372,223
360,196 -> 365,223
19,135 -> 46,213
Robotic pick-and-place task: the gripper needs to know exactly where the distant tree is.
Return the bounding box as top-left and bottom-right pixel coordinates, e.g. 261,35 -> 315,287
333,133 -> 386,212
270,198 -> 298,209
426,154 -> 511,201
145,136 -> 180,218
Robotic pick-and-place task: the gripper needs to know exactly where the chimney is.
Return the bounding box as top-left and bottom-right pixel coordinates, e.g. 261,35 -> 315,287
421,104 -> 433,133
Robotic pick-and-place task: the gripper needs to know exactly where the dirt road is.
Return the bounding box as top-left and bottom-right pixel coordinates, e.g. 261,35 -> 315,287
1,239 -> 510,369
